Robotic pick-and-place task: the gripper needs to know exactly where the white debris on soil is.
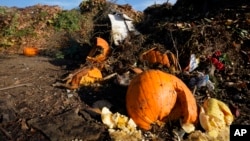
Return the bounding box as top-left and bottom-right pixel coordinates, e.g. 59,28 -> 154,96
101,107 -> 143,141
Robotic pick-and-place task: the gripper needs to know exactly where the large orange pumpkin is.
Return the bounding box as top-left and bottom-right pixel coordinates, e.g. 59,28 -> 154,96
126,69 -> 198,132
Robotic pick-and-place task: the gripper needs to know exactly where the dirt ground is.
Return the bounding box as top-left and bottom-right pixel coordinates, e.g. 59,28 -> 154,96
0,55 -> 107,140
0,1 -> 250,141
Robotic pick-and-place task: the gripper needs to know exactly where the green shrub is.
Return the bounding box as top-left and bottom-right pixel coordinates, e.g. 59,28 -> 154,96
0,7 -> 6,14
2,13 -> 19,36
1,13 -> 35,38
53,10 -> 82,32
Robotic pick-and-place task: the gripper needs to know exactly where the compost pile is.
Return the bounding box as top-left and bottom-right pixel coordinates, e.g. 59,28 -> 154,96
0,0 -> 249,140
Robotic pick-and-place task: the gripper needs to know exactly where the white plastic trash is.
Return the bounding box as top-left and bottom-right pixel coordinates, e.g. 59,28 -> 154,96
108,13 -> 140,46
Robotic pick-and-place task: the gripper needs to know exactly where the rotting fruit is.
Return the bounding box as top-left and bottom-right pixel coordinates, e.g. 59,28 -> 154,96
140,47 -> 178,71
126,69 -> 198,133
86,37 -> 111,63
199,98 -> 234,138
52,66 -> 102,89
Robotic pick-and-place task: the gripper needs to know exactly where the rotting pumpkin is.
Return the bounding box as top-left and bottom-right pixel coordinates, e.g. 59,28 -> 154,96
140,47 -> 178,71
126,69 -> 198,133
52,66 -> 102,90
86,37 -> 111,63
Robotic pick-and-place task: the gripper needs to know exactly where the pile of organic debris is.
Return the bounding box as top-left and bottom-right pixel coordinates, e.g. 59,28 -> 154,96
50,1 -> 250,140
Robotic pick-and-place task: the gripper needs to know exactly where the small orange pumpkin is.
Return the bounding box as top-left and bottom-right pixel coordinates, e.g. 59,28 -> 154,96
23,47 -> 39,57
126,70 -> 198,132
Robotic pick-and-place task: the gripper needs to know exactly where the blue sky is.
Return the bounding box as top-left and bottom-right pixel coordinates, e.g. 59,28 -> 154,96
0,0 -> 177,11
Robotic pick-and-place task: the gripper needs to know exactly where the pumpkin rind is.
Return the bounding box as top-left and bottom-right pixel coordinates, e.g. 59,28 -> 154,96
79,67 -> 103,85
126,69 -> 198,131
87,37 -> 110,63
140,47 -> 178,70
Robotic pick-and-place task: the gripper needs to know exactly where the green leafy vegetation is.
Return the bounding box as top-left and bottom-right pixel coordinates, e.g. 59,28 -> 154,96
0,7 -> 6,14
53,10 -> 82,32
2,13 -> 20,36
0,12 -> 36,47
1,13 -> 35,37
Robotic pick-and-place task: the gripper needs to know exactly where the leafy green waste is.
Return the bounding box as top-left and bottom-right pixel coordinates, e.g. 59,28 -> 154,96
53,10 -> 82,32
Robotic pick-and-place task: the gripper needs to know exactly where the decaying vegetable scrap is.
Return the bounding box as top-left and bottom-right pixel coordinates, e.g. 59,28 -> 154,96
52,66 -> 103,89
101,107 -> 143,141
126,69 -> 198,133
86,37 -> 111,63
199,98 -> 234,138
53,37 -> 112,90
140,47 -> 179,72
186,98 -> 234,141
